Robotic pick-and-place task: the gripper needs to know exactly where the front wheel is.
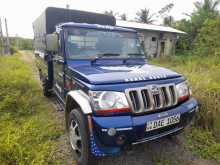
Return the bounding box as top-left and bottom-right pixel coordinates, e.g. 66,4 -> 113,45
68,109 -> 97,165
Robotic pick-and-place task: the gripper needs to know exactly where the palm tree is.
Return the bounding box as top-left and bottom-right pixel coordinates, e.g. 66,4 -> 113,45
120,13 -> 127,21
136,8 -> 155,24
103,10 -> 118,17
191,0 -> 220,33
163,16 -> 175,26
194,0 -> 220,13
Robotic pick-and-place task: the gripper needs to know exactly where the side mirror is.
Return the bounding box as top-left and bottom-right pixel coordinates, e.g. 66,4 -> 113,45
46,34 -> 58,52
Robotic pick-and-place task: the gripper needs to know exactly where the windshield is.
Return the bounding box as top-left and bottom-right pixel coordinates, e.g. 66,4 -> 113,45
65,28 -> 144,59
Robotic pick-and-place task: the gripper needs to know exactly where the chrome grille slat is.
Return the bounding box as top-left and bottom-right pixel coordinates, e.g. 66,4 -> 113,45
125,84 -> 177,113
165,86 -> 172,107
129,91 -> 139,111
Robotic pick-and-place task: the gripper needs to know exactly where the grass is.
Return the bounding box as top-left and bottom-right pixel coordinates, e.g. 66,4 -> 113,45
150,54 -> 220,162
186,128 -> 220,162
0,53 -> 64,164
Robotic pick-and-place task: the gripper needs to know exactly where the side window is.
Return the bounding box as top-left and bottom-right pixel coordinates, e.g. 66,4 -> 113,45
68,36 -> 97,49
66,35 -> 98,56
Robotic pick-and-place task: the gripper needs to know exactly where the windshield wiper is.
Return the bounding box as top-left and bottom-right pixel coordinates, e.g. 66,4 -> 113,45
91,53 -> 121,64
128,53 -> 145,57
97,53 -> 120,58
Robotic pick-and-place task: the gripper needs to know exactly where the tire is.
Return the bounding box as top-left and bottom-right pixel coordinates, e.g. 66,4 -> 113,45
42,79 -> 51,97
68,109 -> 97,165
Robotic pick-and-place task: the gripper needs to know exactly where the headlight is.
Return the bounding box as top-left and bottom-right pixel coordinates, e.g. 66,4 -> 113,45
176,81 -> 191,102
89,91 -> 130,114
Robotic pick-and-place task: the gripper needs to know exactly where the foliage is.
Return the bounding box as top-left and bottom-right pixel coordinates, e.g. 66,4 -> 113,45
194,17 -> 220,56
10,37 -> 33,50
175,19 -> 194,50
194,0 -> 220,16
136,8 -> 155,24
103,10 -> 118,17
151,55 -> 220,134
163,16 -> 175,26
158,3 -> 174,17
151,54 -> 220,162
186,128 -> 220,162
175,0 -> 220,51
120,13 -> 127,21
0,54 -> 63,164
10,45 -> 19,54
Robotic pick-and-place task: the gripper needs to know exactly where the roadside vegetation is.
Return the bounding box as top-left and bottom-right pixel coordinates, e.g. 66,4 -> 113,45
150,0 -> 220,162
0,53 -> 63,164
151,55 -> 220,162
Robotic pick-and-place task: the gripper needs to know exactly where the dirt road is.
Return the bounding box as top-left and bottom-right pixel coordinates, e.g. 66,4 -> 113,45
20,52 -> 219,165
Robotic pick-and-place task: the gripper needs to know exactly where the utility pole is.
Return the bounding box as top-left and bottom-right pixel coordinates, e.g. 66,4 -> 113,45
0,17 -> 4,55
5,18 -> 10,55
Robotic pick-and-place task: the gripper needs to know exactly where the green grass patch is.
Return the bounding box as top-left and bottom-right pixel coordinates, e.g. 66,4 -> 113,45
186,128 -> 220,162
0,54 -> 63,164
151,55 -> 220,161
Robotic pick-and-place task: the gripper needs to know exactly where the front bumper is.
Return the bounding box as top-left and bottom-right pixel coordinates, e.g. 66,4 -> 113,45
90,97 -> 198,156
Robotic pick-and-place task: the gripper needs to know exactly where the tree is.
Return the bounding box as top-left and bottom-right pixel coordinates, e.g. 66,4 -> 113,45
194,17 -> 220,55
120,13 -> 127,21
103,10 -> 118,17
194,0 -> 220,14
175,19 -> 194,50
191,0 -> 220,31
163,16 -> 175,26
175,0 -> 220,51
136,8 -> 155,24
158,3 -> 174,18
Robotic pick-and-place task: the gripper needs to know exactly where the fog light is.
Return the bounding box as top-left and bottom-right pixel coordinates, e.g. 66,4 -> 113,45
116,135 -> 126,145
107,128 -> 117,136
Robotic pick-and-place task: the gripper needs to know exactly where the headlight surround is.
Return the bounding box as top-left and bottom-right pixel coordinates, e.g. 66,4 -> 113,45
89,91 -> 130,114
176,81 -> 191,102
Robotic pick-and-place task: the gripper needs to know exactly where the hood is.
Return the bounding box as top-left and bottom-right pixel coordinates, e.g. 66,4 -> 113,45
68,63 -> 181,85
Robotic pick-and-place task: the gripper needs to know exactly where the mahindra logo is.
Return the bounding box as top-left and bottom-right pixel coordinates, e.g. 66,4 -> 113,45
151,85 -> 159,95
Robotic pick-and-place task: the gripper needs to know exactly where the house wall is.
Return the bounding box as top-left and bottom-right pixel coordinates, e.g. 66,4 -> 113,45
137,30 -> 177,57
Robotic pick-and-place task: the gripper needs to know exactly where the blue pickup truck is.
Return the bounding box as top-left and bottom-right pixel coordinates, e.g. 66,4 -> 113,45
33,7 -> 198,165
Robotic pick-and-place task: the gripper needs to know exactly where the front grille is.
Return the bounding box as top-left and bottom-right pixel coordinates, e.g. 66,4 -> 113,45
125,84 -> 178,113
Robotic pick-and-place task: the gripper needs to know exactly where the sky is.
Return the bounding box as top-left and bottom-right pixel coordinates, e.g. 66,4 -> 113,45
0,0 -> 198,39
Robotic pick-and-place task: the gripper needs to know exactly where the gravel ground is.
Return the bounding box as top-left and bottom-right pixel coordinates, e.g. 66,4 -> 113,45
20,52 -> 219,165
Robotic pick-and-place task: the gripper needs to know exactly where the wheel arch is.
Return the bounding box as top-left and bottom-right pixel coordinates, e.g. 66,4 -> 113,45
65,90 -> 92,130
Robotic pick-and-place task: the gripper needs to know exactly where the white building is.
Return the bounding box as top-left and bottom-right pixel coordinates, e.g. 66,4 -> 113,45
117,20 -> 185,57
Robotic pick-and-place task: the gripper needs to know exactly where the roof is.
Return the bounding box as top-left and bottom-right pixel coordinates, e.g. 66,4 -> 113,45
58,22 -> 136,33
116,20 -> 186,34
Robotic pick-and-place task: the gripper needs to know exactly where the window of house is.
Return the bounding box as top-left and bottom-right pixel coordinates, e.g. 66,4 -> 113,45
152,37 -> 157,42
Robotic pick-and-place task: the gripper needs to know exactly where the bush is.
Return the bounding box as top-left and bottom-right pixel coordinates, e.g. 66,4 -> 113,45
194,17 -> 220,56
0,54 -> 63,164
151,54 -> 220,162
151,55 -> 220,134
186,128 -> 220,161
10,46 -> 19,54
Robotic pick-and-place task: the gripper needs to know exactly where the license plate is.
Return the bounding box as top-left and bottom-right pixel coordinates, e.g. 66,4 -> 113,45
146,114 -> 180,132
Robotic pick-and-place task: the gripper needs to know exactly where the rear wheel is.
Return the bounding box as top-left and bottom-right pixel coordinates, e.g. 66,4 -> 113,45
42,79 -> 51,97
68,109 -> 96,165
